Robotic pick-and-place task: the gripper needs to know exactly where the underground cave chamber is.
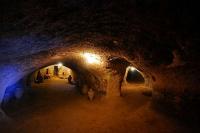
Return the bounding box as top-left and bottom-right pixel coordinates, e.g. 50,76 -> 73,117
2,54 -> 149,108
0,46 -> 199,133
0,0 -> 200,132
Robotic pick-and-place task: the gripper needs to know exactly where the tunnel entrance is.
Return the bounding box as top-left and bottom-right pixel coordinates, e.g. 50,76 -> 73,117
31,63 -> 76,92
125,66 -> 145,84
120,66 -> 149,97
53,66 -> 59,76
33,63 -> 73,81
2,63 -> 78,112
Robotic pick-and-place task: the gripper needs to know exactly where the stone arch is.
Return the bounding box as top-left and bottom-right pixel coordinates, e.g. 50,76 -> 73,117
1,50 -> 108,105
0,44 -> 156,105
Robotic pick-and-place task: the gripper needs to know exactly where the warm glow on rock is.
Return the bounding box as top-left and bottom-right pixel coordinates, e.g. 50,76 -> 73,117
129,66 -> 136,72
82,52 -> 101,64
58,62 -> 63,68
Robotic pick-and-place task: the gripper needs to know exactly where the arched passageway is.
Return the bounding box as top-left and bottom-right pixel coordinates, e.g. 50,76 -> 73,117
125,66 -> 145,84
1,58 -> 157,133
2,55 -> 152,107
0,46 -> 198,133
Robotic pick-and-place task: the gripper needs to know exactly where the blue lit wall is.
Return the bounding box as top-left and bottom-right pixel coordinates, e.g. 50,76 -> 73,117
2,79 -> 25,105
0,35 -> 51,105
0,64 -> 24,105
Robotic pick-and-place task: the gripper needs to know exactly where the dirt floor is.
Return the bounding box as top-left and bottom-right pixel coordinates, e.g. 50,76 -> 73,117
0,77 -> 199,133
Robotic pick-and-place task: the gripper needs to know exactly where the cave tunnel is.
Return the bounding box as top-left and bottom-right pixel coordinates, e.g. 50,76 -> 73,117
125,66 -> 145,84
2,53 -> 151,110
0,0 -> 200,133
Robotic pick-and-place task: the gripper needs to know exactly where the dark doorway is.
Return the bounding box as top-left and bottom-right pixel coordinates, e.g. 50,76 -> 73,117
126,69 -> 145,83
46,69 -> 49,74
54,66 -> 59,76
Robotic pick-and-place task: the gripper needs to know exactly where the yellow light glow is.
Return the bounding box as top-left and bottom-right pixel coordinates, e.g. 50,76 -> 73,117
129,66 -> 136,71
83,52 -> 101,64
58,62 -> 63,68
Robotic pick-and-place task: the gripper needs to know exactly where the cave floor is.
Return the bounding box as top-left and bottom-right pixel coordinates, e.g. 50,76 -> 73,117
1,78 -> 197,133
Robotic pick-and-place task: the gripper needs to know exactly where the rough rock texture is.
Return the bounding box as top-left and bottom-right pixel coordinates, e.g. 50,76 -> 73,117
0,0 -> 200,120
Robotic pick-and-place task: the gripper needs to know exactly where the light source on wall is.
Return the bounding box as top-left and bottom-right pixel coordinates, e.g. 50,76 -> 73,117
82,52 -> 101,64
129,66 -> 136,72
58,62 -> 63,68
